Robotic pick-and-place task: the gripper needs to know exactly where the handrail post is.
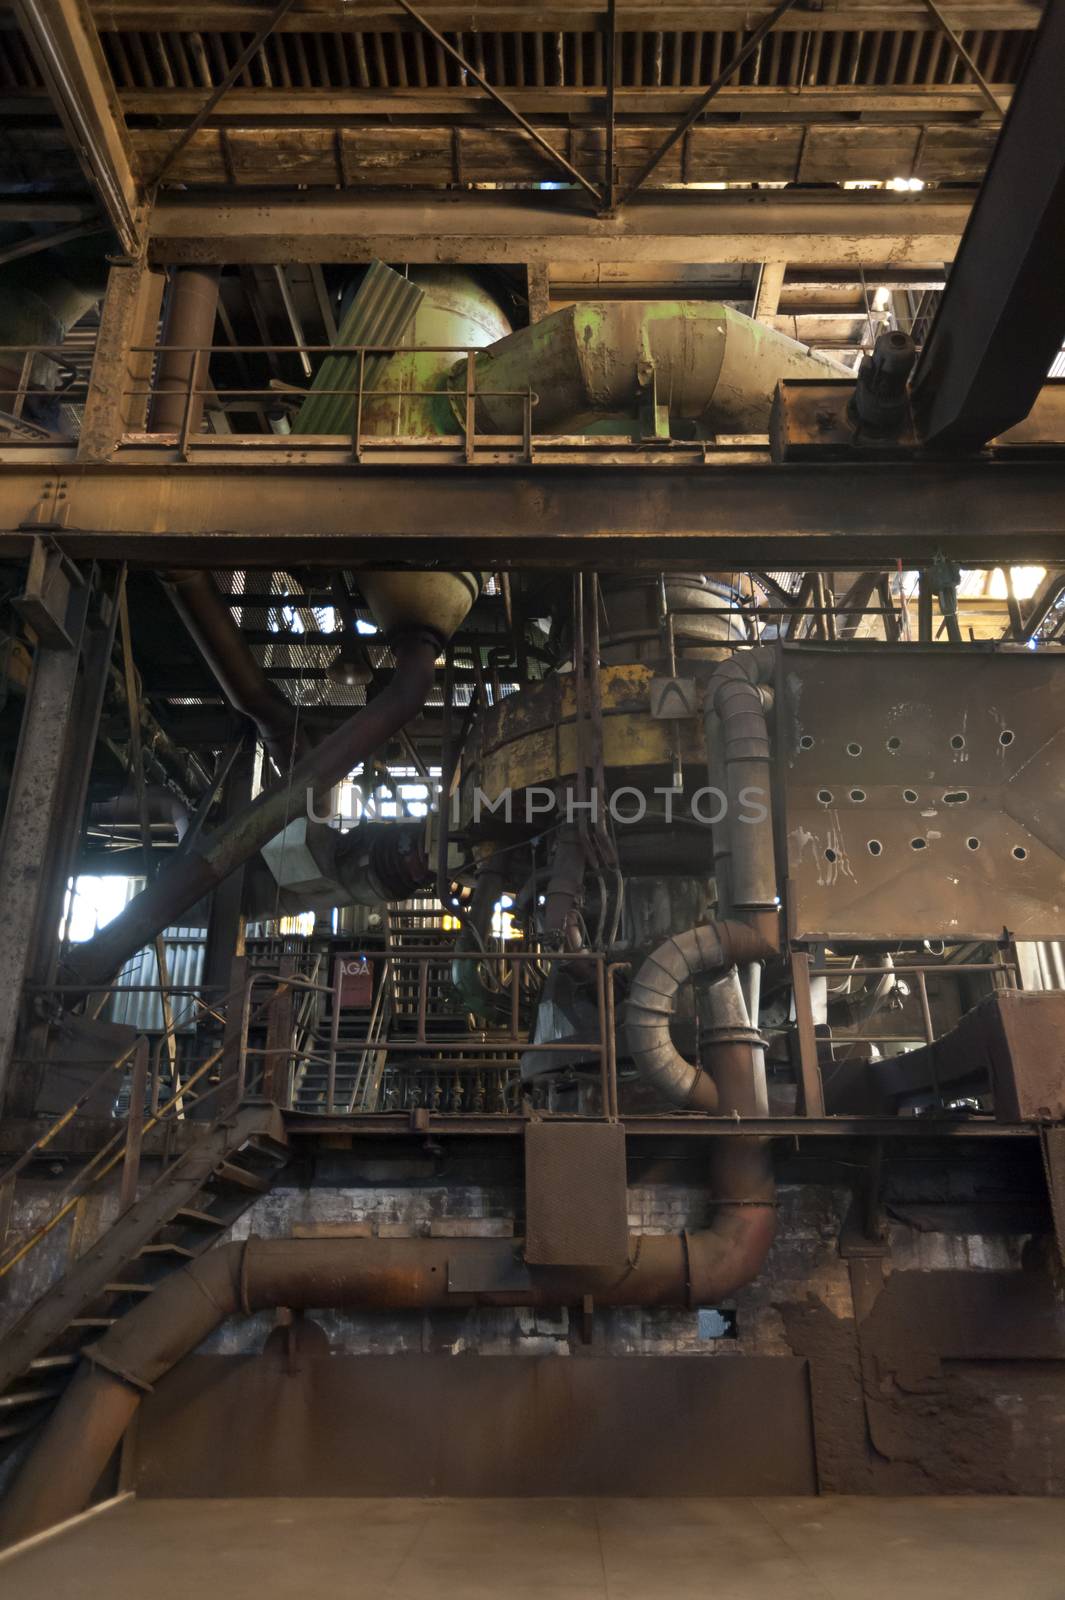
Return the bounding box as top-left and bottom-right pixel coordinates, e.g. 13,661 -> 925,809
509,951 -> 521,1042
12,350 -> 31,422
790,949 -> 826,1118
118,1037 -> 148,1213
416,957 -> 429,1044
353,346 -> 366,464
464,349 -> 476,464
915,968 -> 943,1109
178,348 -> 204,460
327,961 -> 342,1112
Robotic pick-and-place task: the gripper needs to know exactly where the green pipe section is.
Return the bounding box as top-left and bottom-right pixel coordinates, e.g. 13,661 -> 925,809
451,300 -> 848,437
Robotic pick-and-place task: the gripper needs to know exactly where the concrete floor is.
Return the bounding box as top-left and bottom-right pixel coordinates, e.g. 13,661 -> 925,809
4,1495 -> 1065,1599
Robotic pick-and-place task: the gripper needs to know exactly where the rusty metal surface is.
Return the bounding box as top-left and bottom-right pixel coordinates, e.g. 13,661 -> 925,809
132,1352 -> 816,1498
932,991 -> 1065,1122
524,1121 -> 630,1266
780,646 -> 1065,942
4,458 -> 1065,569
1040,1126 -> 1065,1269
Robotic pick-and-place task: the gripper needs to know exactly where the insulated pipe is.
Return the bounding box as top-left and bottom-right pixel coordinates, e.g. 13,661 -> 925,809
459,301 -> 847,437
152,274 -> 308,776
704,651 -> 778,945
62,631 -> 441,992
162,570 -> 309,773
625,921 -> 773,1111
149,267 -> 221,435
89,787 -> 190,842
0,1193 -> 775,1545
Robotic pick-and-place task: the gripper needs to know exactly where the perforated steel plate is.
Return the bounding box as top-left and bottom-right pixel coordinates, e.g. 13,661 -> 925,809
779,646 -> 1065,942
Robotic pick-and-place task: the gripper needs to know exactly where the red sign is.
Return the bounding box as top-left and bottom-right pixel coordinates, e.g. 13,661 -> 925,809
335,955 -> 373,1008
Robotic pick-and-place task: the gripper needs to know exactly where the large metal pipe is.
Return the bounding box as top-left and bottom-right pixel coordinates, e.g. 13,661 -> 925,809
62,570 -> 477,987
0,1185 -> 775,1544
149,267 -> 221,435
704,650 -> 778,945
151,275 -> 309,775
459,301 -> 846,437
625,920 -> 772,1111
62,630 -> 441,991
88,786 -> 189,842
162,570 -> 309,774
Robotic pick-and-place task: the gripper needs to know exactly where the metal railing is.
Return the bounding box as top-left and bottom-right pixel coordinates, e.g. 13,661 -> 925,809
124,341 -> 539,463
0,339 -> 768,464
791,952 -> 1019,1114
238,947 -> 620,1119
0,970 -> 293,1282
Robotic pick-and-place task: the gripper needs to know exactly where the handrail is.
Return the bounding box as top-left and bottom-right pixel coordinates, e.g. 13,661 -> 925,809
0,971 -> 294,1281
262,947 -> 616,1119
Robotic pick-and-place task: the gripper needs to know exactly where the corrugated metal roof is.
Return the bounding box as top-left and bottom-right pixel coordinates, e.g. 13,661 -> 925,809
293,260 -> 424,437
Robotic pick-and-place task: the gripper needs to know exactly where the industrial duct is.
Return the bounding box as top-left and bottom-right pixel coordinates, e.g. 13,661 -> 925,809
63,573 -> 478,991
162,570 -> 309,775
704,649 -> 778,942
626,921 -> 772,1112
455,301 -> 847,437
0,1174 -> 776,1544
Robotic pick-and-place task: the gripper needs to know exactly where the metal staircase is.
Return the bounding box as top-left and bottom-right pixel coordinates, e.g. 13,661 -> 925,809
291,900 -> 462,1113
0,1101 -> 288,1451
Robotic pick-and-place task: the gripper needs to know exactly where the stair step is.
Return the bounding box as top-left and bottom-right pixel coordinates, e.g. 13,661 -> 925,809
0,1386 -> 63,1410
172,1207 -> 228,1228
70,1316 -> 117,1329
213,1161 -> 271,1193
138,1243 -> 196,1260
104,1282 -> 156,1295
28,1354 -> 79,1371
241,1135 -> 289,1164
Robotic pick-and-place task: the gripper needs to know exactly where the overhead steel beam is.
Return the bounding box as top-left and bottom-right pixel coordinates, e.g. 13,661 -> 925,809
13,0 -> 144,258
1,458 -> 1064,566
115,85 -> 1016,118
911,0 -> 1065,449
147,190 -> 972,266
87,2 -> 1045,29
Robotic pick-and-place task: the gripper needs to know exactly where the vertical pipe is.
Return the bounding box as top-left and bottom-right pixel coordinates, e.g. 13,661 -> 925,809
150,267 -> 221,435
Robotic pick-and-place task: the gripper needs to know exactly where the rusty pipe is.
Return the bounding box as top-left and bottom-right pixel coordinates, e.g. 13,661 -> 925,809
162,570 -> 309,774
149,266 -> 220,435
62,631 -> 440,992
0,1190 -> 775,1544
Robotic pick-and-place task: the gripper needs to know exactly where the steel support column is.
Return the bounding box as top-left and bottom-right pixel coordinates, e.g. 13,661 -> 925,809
78,259 -> 166,461
0,562 -> 119,1114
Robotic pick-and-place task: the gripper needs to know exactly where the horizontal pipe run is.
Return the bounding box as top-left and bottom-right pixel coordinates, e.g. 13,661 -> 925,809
0,1178 -> 775,1544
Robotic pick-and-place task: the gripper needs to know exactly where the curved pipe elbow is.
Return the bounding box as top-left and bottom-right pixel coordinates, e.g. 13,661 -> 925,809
625,921 -> 772,1110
